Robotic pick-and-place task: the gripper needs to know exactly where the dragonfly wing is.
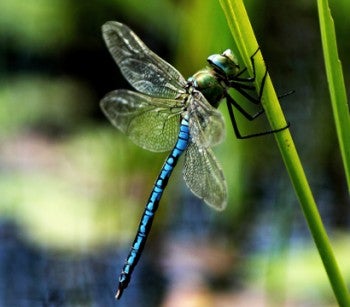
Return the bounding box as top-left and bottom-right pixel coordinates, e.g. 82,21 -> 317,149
187,91 -> 226,148
183,141 -> 227,210
101,89 -> 183,152
102,21 -> 187,99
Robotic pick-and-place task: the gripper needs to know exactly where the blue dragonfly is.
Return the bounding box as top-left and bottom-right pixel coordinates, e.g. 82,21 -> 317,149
100,21 -> 288,299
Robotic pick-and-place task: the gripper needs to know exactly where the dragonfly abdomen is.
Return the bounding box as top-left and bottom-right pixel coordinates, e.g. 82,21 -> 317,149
116,116 -> 190,299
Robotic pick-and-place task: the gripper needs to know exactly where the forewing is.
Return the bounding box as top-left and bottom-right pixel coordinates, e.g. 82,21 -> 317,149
100,89 -> 183,152
102,21 -> 187,98
187,91 -> 226,148
183,141 -> 227,210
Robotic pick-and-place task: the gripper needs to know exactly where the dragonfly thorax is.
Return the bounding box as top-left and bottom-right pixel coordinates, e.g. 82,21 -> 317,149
187,69 -> 225,109
187,49 -> 241,109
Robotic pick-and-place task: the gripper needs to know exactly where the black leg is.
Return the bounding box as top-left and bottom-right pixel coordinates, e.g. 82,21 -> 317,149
230,76 -> 294,104
226,94 -> 290,139
229,79 -> 264,105
228,47 -> 267,105
277,90 -> 295,99
225,48 -> 291,139
225,74 -> 290,139
233,47 -> 260,81
230,47 -> 294,103
226,92 -> 265,121
228,69 -> 268,105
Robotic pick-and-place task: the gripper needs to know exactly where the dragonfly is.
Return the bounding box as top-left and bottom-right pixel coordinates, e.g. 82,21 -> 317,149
100,21 -> 288,299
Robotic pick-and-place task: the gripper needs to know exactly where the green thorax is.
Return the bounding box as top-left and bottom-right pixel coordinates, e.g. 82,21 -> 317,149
188,49 -> 240,109
188,69 -> 225,109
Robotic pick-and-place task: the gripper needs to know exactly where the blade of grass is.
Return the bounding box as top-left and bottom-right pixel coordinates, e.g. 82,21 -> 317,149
219,0 -> 350,305
317,0 -> 350,192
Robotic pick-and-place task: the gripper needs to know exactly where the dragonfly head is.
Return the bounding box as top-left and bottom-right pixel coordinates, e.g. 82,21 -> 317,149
207,49 -> 240,79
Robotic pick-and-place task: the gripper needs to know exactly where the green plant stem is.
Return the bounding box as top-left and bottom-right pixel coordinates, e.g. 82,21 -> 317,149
219,0 -> 350,305
317,0 -> 350,192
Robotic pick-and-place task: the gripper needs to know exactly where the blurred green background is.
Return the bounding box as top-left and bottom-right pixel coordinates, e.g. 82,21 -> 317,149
0,0 -> 349,306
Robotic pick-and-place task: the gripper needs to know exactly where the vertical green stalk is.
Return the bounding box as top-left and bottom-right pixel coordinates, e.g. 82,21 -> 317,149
317,0 -> 350,192
219,0 -> 350,305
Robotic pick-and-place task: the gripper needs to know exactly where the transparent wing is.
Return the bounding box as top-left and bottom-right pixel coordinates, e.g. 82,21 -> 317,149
100,89 -> 183,152
102,21 -> 187,99
183,141 -> 227,210
187,90 -> 226,148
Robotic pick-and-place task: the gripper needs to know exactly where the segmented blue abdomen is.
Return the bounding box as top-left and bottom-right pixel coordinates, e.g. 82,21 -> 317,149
116,116 -> 190,298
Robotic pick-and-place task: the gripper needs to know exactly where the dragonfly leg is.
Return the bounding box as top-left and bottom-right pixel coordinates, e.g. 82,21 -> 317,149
226,92 -> 265,121
227,47 -> 294,130
231,71 -> 295,107
229,48 -> 294,104
232,47 -> 260,81
225,85 -> 290,139
228,64 -> 268,107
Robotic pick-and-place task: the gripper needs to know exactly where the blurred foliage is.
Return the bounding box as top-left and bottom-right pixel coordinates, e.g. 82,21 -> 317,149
246,233 -> 350,305
0,0 -> 78,52
0,124 -> 168,250
0,75 -> 94,136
